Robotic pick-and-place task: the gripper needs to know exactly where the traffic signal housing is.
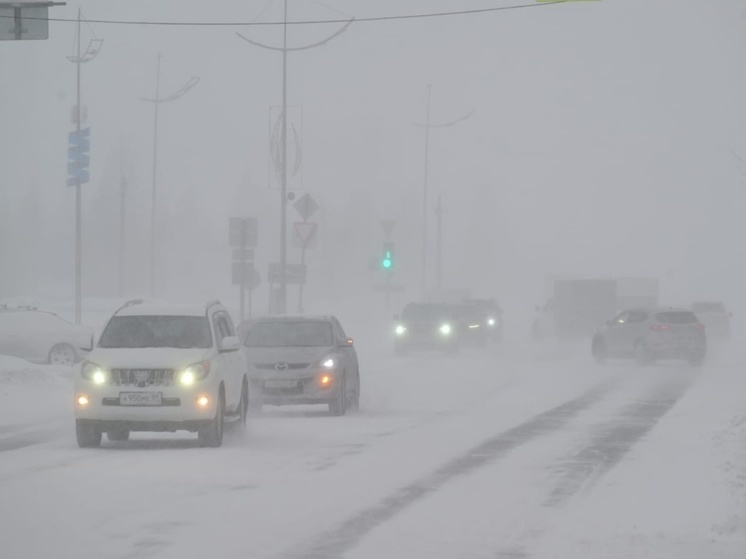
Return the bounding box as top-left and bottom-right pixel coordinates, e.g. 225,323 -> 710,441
381,242 -> 395,270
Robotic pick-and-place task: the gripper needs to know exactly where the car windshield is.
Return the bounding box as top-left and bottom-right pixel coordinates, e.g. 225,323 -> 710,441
402,304 -> 453,321
98,316 -> 212,349
655,311 -> 698,325
692,302 -> 725,313
244,321 -> 333,347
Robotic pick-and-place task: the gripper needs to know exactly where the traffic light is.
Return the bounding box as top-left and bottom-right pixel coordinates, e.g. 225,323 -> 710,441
381,242 -> 395,270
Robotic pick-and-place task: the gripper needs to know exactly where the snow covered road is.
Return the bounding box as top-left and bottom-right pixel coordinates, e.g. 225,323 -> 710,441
0,343 -> 744,559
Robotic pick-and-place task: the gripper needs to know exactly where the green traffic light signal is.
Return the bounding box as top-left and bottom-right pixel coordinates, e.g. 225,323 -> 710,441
382,250 -> 392,269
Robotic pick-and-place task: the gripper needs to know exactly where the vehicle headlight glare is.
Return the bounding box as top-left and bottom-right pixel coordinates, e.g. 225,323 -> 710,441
440,324 -> 452,335
488,318 -> 496,326
82,361 -> 106,382
92,370 -> 106,385
322,358 -> 335,369
395,325 -> 407,336
180,370 -> 196,386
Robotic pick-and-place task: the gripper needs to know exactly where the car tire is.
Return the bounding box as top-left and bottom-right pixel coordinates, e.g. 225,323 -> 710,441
347,371 -> 360,413
76,419 -> 102,448
237,379 -> 249,433
49,343 -> 77,366
328,376 -> 347,416
592,336 -> 607,364
198,391 -> 225,448
107,429 -> 130,442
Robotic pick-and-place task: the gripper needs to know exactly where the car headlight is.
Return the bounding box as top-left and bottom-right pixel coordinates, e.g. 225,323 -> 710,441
395,325 -> 407,336
180,361 -> 211,385
439,323 -> 452,336
81,361 -> 107,385
487,318 -> 496,327
321,358 -> 336,369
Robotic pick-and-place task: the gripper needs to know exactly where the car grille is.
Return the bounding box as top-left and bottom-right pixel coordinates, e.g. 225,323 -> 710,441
254,363 -> 311,370
109,369 -> 175,387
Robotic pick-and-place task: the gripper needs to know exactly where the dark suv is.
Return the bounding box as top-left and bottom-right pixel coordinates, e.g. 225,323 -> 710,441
393,303 -> 460,354
456,298 -> 504,345
591,308 -> 706,366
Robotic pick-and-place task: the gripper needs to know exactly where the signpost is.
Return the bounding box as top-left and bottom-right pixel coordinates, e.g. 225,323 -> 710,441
269,263 -> 306,285
229,217 -> 258,322
0,2 -> 66,41
291,193 -> 319,313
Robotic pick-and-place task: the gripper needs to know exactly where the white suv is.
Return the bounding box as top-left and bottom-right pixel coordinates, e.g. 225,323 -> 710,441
74,300 -> 248,448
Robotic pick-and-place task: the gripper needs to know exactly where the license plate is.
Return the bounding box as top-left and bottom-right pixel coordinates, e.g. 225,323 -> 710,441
119,392 -> 162,406
265,380 -> 298,389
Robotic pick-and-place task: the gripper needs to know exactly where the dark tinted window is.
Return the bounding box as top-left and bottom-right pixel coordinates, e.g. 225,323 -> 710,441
402,304 -> 453,321
627,311 -> 649,324
244,321 -> 333,347
99,316 -> 212,348
655,311 -> 698,325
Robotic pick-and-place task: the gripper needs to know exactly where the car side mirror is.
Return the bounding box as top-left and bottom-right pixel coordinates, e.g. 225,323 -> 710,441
220,336 -> 241,353
340,338 -> 354,348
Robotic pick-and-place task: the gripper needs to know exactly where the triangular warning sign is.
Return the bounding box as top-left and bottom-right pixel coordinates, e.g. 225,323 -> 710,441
292,222 -> 318,249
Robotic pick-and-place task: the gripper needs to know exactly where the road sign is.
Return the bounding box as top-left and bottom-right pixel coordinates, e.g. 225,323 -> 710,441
232,248 -> 255,262
293,193 -> 318,221
67,127 -> 90,186
381,219 -> 396,238
292,222 -> 318,250
232,262 -> 260,289
229,217 -> 258,248
269,263 -> 306,285
0,5 -> 50,41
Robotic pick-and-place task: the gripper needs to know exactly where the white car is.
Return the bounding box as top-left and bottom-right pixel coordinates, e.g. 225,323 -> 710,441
74,299 -> 248,448
0,305 -> 93,365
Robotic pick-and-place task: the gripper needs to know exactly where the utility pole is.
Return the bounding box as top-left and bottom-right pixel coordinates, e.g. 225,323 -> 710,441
412,86 -> 474,300
237,1 -> 353,314
140,55 -> 199,298
436,194 -> 443,292
118,175 -> 127,297
67,9 -> 102,324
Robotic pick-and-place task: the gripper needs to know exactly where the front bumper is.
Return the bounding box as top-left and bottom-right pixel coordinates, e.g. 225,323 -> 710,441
74,381 -> 219,424
248,375 -> 340,406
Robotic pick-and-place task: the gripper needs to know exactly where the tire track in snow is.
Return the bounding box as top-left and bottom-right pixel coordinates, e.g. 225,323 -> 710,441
493,371 -> 695,558
280,380 -> 614,559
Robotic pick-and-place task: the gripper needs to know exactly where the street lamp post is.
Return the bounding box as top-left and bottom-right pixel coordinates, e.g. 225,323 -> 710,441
67,9 -> 102,324
412,86 -> 474,299
140,54 -> 199,298
237,1 -> 353,314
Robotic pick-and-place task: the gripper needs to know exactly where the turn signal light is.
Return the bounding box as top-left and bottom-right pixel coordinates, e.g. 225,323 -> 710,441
320,375 -> 332,387
77,395 -> 90,406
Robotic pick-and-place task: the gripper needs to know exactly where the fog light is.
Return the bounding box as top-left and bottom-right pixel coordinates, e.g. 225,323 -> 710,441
320,375 -> 332,387
196,396 -> 210,407
77,395 -> 89,406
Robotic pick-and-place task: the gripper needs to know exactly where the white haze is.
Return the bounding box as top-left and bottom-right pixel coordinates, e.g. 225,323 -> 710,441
1,0 -> 745,331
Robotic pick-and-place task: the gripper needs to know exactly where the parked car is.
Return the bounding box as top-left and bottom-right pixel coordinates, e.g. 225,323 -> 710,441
243,315 -> 360,415
591,307 -> 706,366
73,299 -> 248,448
0,305 -> 93,365
393,302 -> 461,354
691,301 -> 731,340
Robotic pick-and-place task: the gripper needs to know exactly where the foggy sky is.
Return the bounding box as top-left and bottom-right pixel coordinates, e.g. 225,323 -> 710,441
1,0 -> 745,329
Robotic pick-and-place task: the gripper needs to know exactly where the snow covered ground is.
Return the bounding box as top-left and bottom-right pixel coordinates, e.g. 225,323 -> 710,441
0,337 -> 744,559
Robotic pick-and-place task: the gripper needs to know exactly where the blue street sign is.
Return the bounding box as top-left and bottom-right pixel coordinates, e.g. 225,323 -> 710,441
67,127 -> 90,186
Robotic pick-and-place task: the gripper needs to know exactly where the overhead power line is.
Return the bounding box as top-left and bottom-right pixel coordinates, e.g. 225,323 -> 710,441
0,1 -> 567,28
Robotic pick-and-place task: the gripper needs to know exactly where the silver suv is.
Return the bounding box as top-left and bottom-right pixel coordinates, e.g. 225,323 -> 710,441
74,299 -> 248,448
591,308 -> 706,366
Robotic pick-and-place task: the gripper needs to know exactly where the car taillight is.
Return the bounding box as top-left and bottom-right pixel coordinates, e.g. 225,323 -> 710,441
650,324 -> 672,332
